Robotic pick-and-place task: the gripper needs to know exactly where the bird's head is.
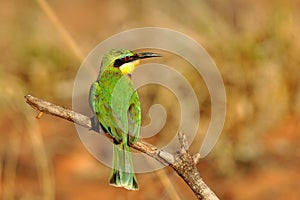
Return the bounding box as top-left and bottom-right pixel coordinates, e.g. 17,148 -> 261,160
102,49 -> 161,75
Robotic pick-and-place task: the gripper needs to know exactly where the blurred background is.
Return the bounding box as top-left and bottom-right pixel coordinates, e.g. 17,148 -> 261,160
1,0 -> 300,199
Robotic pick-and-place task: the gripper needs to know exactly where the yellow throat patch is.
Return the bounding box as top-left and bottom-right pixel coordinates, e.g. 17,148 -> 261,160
119,60 -> 140,75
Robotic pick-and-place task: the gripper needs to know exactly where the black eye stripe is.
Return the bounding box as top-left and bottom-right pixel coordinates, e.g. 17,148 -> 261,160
114,55 -> 138,67
113,59 -> 123,67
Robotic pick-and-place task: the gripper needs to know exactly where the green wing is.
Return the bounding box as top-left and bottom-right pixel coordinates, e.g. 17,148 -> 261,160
89,81 -> 122,142
89,74 -> 141,144
127,91 -> 141,145
89,82 -> 101,114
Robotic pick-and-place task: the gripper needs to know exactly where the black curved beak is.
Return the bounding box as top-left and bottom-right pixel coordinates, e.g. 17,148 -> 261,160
137,52 -> 162,60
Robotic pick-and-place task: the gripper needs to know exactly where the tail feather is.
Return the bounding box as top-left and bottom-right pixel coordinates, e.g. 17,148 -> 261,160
109,143 -> 138,190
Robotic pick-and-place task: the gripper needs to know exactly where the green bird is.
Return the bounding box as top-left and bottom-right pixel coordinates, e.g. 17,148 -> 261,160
89,49 -> 160,190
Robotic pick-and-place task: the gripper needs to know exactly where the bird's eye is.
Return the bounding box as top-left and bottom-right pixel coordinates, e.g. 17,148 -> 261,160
114,59 -> 123,67
124,56 -> 130,62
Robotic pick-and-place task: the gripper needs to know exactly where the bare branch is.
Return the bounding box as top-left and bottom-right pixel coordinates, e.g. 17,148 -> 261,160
178,131 -> 189,155
24,94 -> 219,200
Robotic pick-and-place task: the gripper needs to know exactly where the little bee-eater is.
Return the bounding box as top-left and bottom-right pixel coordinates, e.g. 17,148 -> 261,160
89,49 -> 160,190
